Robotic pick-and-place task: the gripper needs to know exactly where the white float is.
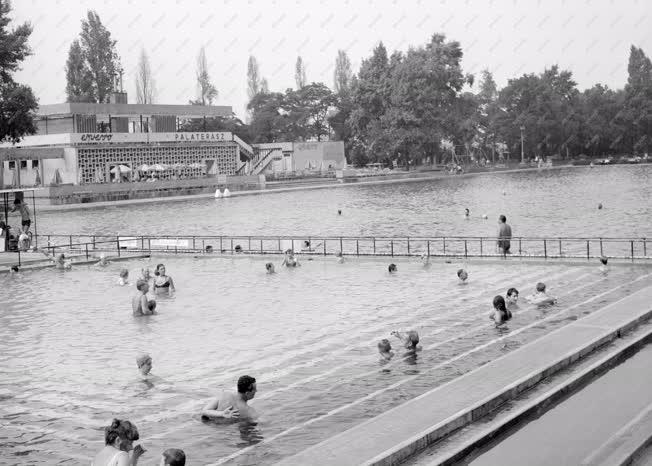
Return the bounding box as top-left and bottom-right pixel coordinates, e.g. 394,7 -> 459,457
214,189 -> 222,198
482,214 -> 488,219
223,188 -> 231,197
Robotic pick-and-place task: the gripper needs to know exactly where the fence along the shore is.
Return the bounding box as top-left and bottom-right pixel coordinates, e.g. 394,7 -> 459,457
37,234 -> 650,261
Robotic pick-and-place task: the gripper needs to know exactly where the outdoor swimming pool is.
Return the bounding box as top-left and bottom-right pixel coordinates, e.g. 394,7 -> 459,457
1,255 -> 650,464
35,165 -> 652,239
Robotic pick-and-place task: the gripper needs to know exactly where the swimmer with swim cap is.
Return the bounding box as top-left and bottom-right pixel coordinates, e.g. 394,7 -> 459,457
457,268 -> 468,283
265,262 -> 275,274
490,295 -> 513,326
599,256 -> 609,274
388,263 -> 397,273
336,251 -> 345,264
377,339 -> 394,361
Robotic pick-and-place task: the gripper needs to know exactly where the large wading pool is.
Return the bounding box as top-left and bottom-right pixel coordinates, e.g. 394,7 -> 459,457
1,255 -> 651,465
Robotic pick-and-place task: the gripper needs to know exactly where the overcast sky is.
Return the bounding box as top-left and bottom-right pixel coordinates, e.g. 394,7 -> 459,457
11,0 -> 652,118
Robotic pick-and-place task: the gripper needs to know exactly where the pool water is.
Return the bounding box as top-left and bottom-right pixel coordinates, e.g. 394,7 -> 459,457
1,255 -> 649,465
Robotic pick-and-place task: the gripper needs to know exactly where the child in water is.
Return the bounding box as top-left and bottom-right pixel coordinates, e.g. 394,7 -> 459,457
391,330 -> 421,352
377,339 -> 394,361
265,262 -> 275,274
490,295 -> 513,326
136,354 -> 153,377
336,252 -> 345,264
133,279 -> 156,316
118,268 -> 129,286
599,256 -> 609,274
457,268 -> 468,283
281,249 -> 300,267
420,253 -> 430,267
525,282 -> 557,305
506,287 -> 519,308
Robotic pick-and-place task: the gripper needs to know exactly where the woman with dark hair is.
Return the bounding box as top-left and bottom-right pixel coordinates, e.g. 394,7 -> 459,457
92,418 -> 145,466
490,295 -> 513,326
153,264 -> 175,296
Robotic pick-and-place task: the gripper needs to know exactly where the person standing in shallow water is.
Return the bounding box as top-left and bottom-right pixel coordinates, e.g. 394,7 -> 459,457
133,280 -> 155,317
497,215 -> 512,255
92,418 -> 145,466
201,375 -> 258,421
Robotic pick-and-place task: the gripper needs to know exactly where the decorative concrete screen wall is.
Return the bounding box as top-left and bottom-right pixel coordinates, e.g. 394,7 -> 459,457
76,143 -> 238,184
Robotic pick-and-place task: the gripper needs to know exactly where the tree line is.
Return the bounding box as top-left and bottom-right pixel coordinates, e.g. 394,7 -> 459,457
3,5 -> 652,168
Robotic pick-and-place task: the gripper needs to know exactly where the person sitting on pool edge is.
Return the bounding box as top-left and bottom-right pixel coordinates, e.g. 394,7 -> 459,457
377,339 -> 394,361
506,287 -> 519,308
92,418 -> 145,466
457,268 -> 468,283
265,262 -> 275,274
133,280 -> 156,317
391,330 -> 421,352
160,448 -> 186,466
281,249 -> 299,267
201,375 -> 258,421
388,263 -> 397,273
525,282 -> 557,305
153,264 -> 175,296
490,295 -> 513,326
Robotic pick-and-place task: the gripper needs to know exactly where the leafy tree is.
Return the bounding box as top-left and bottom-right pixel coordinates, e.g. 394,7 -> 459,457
65,39 -> 93,102
260,77 -> 269,94
192,46 -> 217,105
334,50 -> 352,94
0,0 -> 37,142
247,92 -> 289,142
135,47 -> 155,104
294,83 -> 337,141
295,56 -> 307,89
78,10 -> 120,103
622,45 -> 652,153
247,55 -> 260,100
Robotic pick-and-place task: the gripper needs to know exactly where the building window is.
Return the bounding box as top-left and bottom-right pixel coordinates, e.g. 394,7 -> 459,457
32,160 -> 39,169
8,161 -> 15,169
20,160 -> 28,169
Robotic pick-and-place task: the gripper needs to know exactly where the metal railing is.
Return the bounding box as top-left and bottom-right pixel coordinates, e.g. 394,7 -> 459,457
34,234 -> 651,262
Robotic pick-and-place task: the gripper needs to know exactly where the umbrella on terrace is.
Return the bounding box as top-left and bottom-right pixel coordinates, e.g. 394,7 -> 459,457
140,164 -> 150,172
152,163 -> 166,171
110,165 -> 132,174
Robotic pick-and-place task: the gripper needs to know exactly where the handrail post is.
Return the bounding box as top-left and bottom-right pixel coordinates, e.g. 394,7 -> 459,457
116,236 -> 121,257
340,237 -> 343,254
391,240 -> 394,257
85,243 -> 88,259
230,238 -> 233,254
278,237 -> 281,252
631,240 -> 634,261
464,240 -> 467,258
248,236 -> 251,251
558,238 -> 562,257
69,235 -> 72,249
480,237 -> 483,257
373,237 -> 376,254
443,237 -> 446,255
220,236 -> 223,252
18,250 -> 21,266
427,240 -> 430,256
599,237 -> 603,257
323,240 -> 326,256
519,238 -> 522,255
92,235 -> 95,250
260,239 -> 263,253
407,237 -> 410,255
356,240 -> 359,256
644,238 -> 647,257
192,236 -> 196,250
586,240 -> 590,260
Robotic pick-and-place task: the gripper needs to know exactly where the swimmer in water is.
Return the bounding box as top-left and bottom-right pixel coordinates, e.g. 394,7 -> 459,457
201,375 -> 259,421
281,249 -> 300,267
464,208 -> 470,218
153,264 -> 175,296
506,287 -> 519,309
599,256 -> 609,274
234,244 -> 242,253
118,268 -> 129,286
377,339 -> 394,361
420,253 -> 430,267
525,282 -> 557,305
391,330 -> 421,352
457,268 -> 468,283
205,245 -> 214,253
388,263 -> 397,273
136,354 -> 153,377
96,253 -> 110,267
265,262 -> 275,274
38,249 -> 72,269
338,209 -> 342,215
335,251 -> 345,264
160,449 -> 186,466
490,295 -> 513,326
133,279 -> 154,316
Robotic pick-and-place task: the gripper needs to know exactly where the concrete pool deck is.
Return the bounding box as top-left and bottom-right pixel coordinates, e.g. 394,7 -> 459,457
276,285 -> 652,466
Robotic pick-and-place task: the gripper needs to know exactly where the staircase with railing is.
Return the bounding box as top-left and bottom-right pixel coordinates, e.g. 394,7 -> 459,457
250,147 -> 284,175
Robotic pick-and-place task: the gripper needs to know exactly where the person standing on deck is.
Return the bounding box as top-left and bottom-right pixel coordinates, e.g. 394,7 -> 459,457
497,215 -> 512,255
10,199 -> 31,229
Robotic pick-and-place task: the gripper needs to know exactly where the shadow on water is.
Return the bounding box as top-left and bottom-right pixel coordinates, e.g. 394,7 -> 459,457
237,421 -> 264,447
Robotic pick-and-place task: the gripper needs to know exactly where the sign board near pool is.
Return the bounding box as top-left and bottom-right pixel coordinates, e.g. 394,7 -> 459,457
118,237 -> 192,249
